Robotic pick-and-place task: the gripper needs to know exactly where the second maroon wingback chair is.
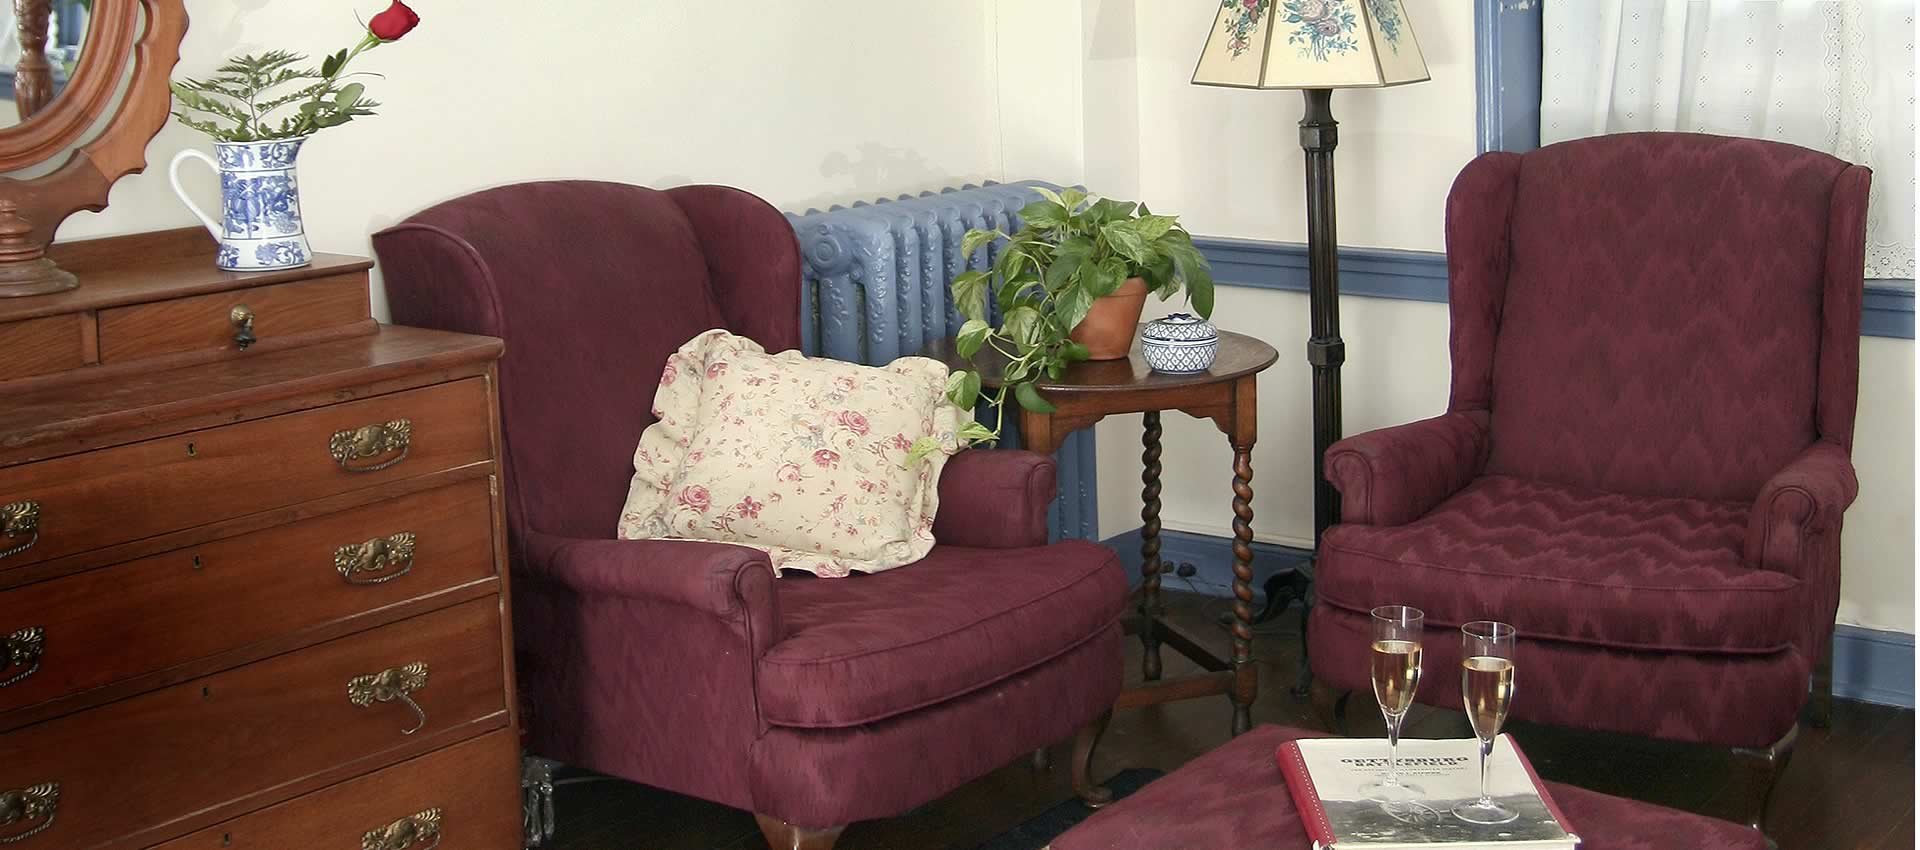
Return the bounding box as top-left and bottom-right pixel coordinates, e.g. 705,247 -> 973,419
1307,133 -> 1867,829
373,181 -> 1127,849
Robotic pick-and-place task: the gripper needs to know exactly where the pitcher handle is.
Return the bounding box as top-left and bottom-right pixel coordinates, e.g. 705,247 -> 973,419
168,149 -> 224,240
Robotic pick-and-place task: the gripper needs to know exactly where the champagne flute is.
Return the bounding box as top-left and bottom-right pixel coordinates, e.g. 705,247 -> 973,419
1454,620 -> 1518,825
1359,605 -> 1425,802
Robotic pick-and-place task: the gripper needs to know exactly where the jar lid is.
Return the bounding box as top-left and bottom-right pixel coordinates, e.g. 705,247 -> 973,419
1142,312 -> 1218,343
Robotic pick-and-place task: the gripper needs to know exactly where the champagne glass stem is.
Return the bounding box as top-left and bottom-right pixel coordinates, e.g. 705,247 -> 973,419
1477,736 -> 1494,805
1386,711 -> 1402,784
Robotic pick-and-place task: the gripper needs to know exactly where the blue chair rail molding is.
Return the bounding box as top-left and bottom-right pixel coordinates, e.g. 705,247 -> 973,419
1196,236 -> 1914,340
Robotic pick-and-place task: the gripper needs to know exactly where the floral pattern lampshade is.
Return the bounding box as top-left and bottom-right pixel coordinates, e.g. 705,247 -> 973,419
1192,0 -> 1429,89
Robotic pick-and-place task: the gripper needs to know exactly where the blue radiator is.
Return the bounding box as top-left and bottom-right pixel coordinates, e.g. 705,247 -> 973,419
785,181 -> 1099,542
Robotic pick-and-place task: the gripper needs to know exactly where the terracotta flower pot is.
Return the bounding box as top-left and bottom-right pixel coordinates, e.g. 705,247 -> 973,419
1069,276 -> 1149,360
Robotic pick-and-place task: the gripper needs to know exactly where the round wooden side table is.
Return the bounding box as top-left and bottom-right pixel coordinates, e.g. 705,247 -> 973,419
925,329 -> 1279,734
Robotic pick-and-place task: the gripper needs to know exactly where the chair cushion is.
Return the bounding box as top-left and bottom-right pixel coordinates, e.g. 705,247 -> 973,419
1318,475 -> 1802,654
758,540 -> 1127,728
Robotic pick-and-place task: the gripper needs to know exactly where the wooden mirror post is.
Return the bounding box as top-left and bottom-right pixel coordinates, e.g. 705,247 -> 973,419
0,0 -> 186,298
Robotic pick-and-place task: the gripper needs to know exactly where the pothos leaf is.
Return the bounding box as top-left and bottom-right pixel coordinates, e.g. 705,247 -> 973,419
1102,220 -> 1154,266
955,318 -> 992,359
1053,281 -> 1095,334
1029,185 -> 1066,207
961,228 -> 1003,260
958,421 -> 998,446
1019,199 -> 1068,229
1014,381 -> 1057,413
945,369 -> 982,410
905,436 -> 944,469
1003,305 -> 1044,347
950,270 -> 990,320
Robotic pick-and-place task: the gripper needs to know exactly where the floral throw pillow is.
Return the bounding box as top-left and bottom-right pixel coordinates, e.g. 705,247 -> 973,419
617,329 -> 970,578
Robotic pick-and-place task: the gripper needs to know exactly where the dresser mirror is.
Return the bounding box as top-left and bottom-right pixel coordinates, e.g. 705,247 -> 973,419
0,0 -> 93,128
0,0 -> 183,298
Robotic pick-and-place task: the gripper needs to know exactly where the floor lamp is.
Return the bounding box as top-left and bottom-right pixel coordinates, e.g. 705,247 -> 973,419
1192,0 -> 1429,686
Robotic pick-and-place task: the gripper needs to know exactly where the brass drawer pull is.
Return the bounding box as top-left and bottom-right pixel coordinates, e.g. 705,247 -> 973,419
335,532 -> 417,585
361,807 -> 441,850
348,662 -> 430,735
329,420 -> 412,473
229,304 -> 256,351
0,783 -> 58,845
0,501 -> 38,561
0,628 -> 42,688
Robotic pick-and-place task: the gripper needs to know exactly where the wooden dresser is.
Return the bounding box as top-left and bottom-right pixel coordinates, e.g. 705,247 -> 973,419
0,229 -> 521,849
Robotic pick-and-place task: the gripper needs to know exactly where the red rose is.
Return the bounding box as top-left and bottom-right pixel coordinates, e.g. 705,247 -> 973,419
812,449 -> 840,469
368,1 -> 421,41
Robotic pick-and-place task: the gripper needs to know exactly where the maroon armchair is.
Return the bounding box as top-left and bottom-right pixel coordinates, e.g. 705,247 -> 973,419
1307,133 -> 1866,828
373,181 -> 1127,849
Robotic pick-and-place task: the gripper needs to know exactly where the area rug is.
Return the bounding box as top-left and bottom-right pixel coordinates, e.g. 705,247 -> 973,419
969,769 -> 1164,850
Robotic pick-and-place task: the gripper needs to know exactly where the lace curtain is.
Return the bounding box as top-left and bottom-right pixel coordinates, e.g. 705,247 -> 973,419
1541,0 -> 1916,280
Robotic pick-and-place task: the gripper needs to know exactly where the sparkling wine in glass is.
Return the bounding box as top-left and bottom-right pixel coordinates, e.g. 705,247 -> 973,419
1454,620 -> 1519,825
1359,605 -> 1425,803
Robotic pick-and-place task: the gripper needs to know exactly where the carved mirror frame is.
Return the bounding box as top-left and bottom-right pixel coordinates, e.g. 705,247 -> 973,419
0,0 -> 185,297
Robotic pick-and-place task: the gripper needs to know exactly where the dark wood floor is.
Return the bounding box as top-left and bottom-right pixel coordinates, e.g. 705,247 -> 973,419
546,590 -> 1915,850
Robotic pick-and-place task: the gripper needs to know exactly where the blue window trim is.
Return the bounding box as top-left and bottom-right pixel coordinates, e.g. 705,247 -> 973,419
1475,0 -> 1543,155
1192,0 -> 1913,340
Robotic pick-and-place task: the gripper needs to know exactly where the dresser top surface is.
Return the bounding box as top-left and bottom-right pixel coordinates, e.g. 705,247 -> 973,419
0,245 -> 373,324
0,325 -> 502,464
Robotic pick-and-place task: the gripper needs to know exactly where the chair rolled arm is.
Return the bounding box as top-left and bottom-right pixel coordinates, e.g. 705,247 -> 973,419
521,532 -> 781,644
934,449 -> 1057,548
1744,441 -> 1858,576
1324,411 -> 1490,527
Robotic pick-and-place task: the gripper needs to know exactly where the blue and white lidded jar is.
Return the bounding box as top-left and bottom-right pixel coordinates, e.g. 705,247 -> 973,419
1141,313 -> 1219,373
168,138 -> 313,272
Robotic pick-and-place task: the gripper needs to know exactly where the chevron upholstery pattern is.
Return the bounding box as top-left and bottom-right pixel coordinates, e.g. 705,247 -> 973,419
1311,133 -> 1868,750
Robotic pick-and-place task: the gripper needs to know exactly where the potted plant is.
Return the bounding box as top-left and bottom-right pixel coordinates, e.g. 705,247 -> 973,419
943,188 -> 1214,441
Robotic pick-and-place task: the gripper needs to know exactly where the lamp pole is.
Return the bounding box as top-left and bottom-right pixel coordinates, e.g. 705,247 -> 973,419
1292,87 -> 1343,696
1301,87 -> 1343,543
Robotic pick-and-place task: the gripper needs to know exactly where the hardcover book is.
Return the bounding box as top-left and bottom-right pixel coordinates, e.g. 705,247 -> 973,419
1276,736 -> 1581,849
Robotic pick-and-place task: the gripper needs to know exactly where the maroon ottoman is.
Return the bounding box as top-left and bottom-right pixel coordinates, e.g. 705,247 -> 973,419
1050,726 -> 1769,850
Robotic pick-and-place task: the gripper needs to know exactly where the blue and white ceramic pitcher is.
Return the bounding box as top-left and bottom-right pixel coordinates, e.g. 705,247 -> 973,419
168,138 -> 312,271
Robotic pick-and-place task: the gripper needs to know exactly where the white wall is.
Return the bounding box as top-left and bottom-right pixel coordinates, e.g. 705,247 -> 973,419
50,1 -> 1915,632
59,0 -> 1006,318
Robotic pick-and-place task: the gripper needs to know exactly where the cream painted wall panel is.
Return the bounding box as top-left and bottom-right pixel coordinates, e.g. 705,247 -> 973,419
58,0 -> 1003,319
1840,339 -> 1916,632
1131,0 -> 1477,250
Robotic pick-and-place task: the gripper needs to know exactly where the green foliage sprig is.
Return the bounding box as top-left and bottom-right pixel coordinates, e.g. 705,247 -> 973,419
169,15 -> 406,144
943,188 -> 1214,445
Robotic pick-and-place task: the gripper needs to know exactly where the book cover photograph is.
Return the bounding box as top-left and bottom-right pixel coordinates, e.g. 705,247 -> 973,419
1279,736 -> 1579,849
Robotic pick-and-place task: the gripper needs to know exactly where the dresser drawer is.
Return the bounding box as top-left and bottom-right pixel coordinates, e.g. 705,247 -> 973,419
0,597 -> 507,849
151,729 -> 521,850
0,478 -> 497,718
96,274 -> 372,363
0,314 -> 87,382
0,378 -> 492,571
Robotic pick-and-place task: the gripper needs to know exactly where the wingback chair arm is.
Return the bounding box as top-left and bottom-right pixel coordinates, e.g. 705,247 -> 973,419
1744,440 -> 1859,577
933,449 -> 1057,548
1325,411 -> 1492,527
520,531 -> 784,652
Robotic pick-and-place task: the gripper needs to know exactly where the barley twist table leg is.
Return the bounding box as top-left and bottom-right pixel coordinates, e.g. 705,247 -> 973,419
1140,411 -> 1165,682
1230,444 -> 1256,735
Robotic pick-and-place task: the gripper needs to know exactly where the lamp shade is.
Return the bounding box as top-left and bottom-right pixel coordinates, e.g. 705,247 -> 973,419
1192,0 -> 1428,89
